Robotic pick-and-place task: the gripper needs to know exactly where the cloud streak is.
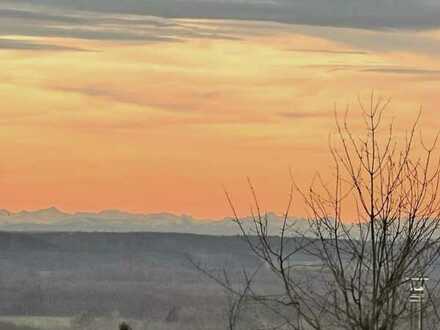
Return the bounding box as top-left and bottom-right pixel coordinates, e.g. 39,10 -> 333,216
301,64 -> 440,77
362,67 -> 440,75
286,48 -> 369,55
0,4 -> 240,43
0,38 -> 90,51
277,111 -> 331,119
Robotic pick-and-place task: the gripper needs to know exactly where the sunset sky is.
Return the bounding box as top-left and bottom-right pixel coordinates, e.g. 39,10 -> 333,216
1,0 -> 440,218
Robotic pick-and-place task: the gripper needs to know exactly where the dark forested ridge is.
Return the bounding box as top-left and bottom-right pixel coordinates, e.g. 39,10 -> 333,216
0,231 -> 253,254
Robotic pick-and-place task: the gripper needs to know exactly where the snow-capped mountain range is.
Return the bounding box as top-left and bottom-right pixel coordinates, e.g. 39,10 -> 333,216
0,207 -> 309,235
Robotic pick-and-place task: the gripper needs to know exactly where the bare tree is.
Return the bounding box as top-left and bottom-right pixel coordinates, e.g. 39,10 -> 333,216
188,261 -> 256,330
225,95 -> 440,330
223,270 -> 251,330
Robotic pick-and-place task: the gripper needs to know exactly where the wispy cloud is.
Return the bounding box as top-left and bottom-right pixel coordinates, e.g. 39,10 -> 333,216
0,38 -> 90,51
292,24 -> 440,56
0,4 -> 240,43
286,48 -> 369,55
362,67 -> 440,75
277,111 -> 331,119
302,64 -> 440,77
50,85 -> 193,112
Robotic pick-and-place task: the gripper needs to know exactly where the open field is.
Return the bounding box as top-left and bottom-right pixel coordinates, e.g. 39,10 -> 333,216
0,316 -> 70,329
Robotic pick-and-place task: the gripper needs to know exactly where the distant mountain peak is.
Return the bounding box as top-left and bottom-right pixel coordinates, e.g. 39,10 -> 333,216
34,207 -> 68,216
0,209 -> 11,216
42,206 -> 63,212
9,207 -> 70,223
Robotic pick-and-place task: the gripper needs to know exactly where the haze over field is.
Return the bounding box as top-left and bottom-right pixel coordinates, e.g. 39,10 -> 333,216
0,231 -> 287,330
1,0 -> 440,220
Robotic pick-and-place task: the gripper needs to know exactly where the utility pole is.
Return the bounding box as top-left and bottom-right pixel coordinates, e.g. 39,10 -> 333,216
408,277 -> 428,330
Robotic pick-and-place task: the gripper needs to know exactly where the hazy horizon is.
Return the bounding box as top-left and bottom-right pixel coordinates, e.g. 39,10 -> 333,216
0,206 -> 313,235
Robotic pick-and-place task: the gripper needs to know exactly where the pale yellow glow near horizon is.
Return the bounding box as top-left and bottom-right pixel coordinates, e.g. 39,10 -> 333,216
1,21 -> 439,218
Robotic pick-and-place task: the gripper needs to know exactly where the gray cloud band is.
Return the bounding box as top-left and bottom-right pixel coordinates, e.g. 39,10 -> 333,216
1,1 -> 440,58
3,0 -> 440,30
0,38 -> 90,51
0,5 -> 240,46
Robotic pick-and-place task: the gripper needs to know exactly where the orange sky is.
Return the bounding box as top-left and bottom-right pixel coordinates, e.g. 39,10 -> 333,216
1,19 -> 440,218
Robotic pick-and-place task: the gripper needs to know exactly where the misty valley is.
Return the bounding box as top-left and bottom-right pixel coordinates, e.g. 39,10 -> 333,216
0,232 -> 305,330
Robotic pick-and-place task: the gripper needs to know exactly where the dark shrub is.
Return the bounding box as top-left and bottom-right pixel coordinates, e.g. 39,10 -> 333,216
119,321 -> 132,330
